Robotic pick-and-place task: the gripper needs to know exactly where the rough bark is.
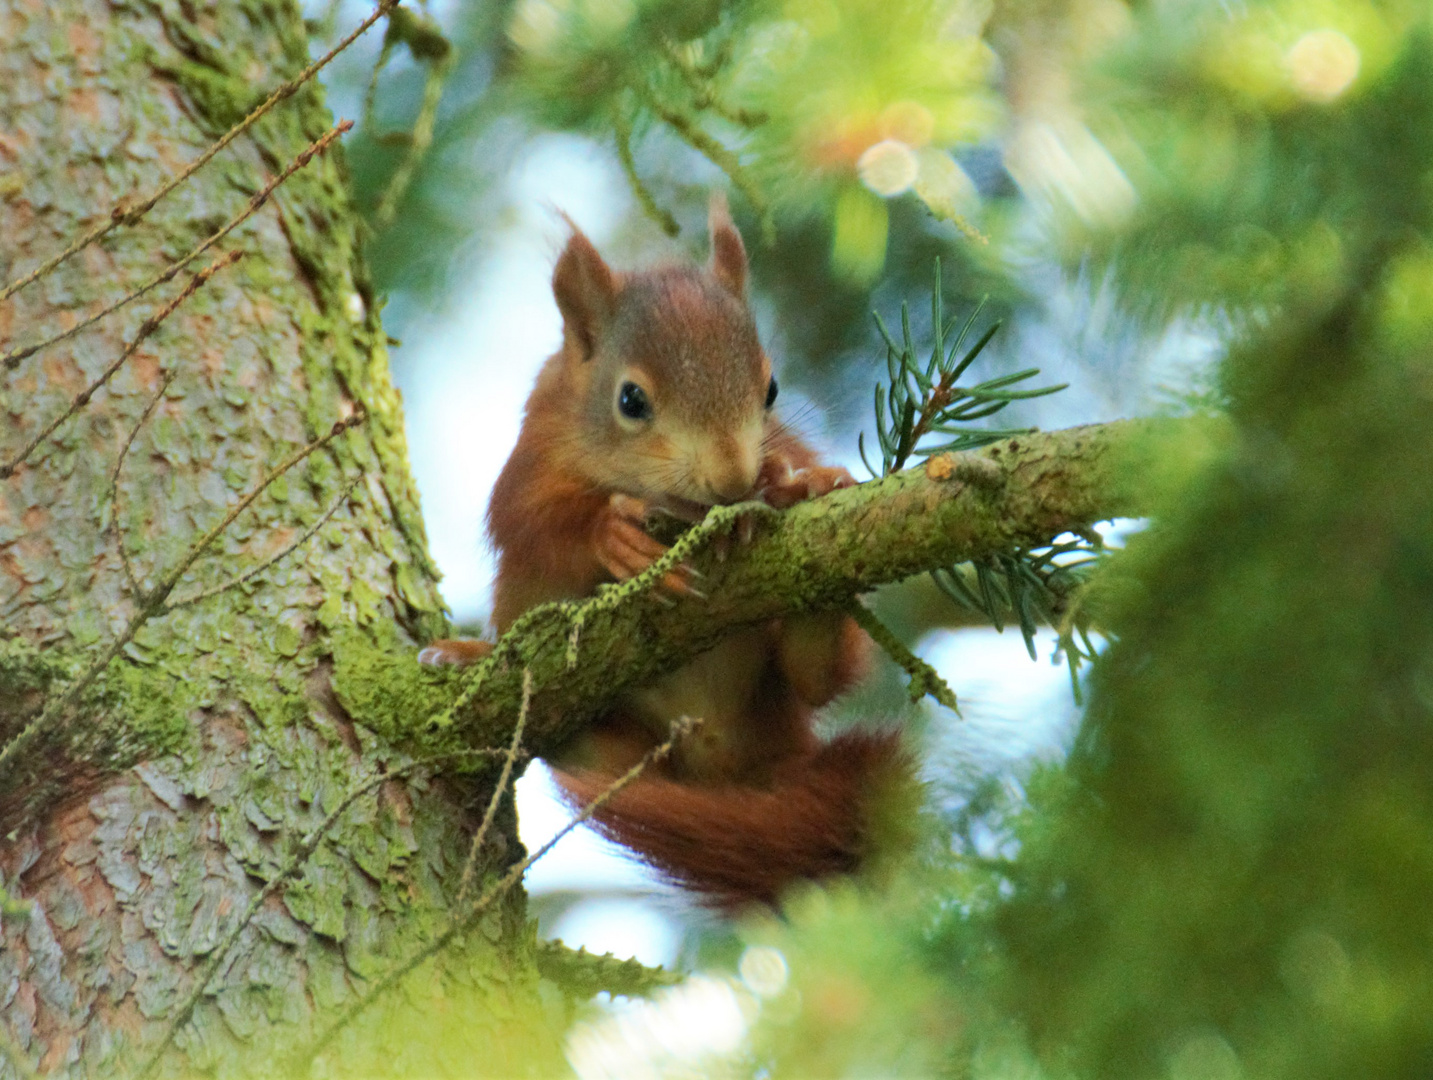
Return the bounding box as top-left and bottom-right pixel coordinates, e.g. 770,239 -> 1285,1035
0,1 -> 554,1076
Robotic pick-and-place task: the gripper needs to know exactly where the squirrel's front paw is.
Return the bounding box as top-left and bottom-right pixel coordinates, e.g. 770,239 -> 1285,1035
758,464 -> 856,510
594,494 -> 703,597
418,638 -> 494,667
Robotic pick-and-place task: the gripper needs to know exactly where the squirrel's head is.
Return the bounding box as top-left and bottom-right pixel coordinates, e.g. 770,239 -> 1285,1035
552,198 -> 776,510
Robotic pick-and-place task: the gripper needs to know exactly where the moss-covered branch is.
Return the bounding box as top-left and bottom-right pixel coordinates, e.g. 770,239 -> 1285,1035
345,419 -> 1158,759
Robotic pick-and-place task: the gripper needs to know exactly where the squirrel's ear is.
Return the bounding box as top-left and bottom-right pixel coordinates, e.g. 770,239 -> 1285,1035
553,224 -> 616,359
708,193 -> 747,297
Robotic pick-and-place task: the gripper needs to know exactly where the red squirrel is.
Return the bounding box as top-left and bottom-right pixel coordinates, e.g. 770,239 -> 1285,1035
419,200 -> 908,911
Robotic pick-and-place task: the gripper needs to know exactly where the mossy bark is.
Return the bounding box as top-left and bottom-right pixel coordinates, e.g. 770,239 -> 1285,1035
0,1 -> 560,1075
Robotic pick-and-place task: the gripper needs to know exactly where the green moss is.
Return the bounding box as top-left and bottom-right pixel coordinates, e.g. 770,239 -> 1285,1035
0,637 -> 193,830
0,634 -> 70,708
104,653 -> 194,755
160,58 -> 255,128
0,636 -> 191,758
328,628 -> 474,757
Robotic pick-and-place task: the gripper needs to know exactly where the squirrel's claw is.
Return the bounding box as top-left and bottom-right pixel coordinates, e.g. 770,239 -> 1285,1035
758,464 -> 856,510
735,512 -> 758,546
712,509 -> 761,562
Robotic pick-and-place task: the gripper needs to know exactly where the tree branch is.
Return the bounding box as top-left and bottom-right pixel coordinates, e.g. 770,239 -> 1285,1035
382,419 -> 1152,759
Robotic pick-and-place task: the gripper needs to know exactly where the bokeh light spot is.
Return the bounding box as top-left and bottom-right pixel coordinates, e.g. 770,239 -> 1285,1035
857,138 -> 920,197
1287,29 -> 1360,103
738,945 -> 789,998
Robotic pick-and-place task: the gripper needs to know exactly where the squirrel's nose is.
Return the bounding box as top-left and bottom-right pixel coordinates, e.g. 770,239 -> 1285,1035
703,441 -> 760,504
708,472 -> 756,503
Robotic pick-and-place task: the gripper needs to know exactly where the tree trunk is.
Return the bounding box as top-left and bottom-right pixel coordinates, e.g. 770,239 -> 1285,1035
0,1 -> 555,1075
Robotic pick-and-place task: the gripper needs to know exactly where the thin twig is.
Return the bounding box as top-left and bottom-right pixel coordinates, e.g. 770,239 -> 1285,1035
0,1 -> 399,305
633,84 -> 771,242
534,939 -> 683,999
164,474 -> 364,609
361,33 -> 397,132
130,747 -> 505,1080
901,322 -> 1002,463
614,112 -> 679,237
0,250 -> 243,482
371,52 -> 453,229
1,123 -> 350,372
292,715 -> 703,1073
456,669 -> 532,907
659,39 -> 768,128
106,367 -> 179,597
0,410 -> 368,784
846,599 -> 959,714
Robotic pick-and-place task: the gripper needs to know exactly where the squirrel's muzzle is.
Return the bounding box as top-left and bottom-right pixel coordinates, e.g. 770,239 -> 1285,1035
700,434 -> 761,504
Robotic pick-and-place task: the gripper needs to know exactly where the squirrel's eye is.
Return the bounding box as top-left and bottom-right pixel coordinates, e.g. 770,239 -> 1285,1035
617,381 -> 653,422
765,376 -> 779,410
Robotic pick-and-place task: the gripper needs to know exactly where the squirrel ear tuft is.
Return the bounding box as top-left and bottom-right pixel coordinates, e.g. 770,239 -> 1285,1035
553,221 -> 616,359
708,193 -> 747,297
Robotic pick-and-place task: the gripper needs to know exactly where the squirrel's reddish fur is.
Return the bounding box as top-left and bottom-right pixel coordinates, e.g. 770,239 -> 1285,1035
558,730 -> 906,912
420,200 -> 907,912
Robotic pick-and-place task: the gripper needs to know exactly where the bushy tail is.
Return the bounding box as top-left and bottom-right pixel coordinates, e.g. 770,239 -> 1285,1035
554,730 -> 910,913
